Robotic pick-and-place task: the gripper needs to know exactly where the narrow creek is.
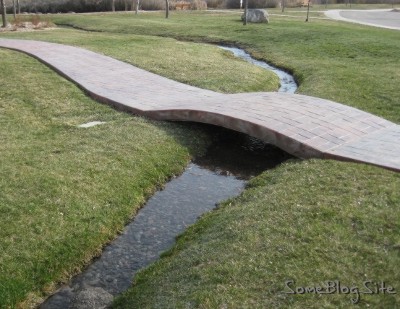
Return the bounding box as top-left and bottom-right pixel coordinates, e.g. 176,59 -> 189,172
39,47 -> 298,309
219,46 -> 297,93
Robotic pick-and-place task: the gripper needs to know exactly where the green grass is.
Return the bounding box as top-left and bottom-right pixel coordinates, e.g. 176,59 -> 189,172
0,19 -> 282,308
43,10 -> 400,123
113,160 -> 400,308
0,48 -> 210,308
0,29 -> 279,94
1,9 -> 400,309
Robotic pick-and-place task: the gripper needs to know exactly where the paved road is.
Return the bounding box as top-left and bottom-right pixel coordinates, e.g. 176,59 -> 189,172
0,38 -> 399,172
325,9 -> 400,30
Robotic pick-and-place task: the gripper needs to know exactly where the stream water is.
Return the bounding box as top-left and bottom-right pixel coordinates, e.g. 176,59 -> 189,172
39,47 -> 297,309
219,46 -> 298,93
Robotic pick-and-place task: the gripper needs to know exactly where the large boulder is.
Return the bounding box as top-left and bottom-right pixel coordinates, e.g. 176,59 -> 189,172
241,9 -> 269,23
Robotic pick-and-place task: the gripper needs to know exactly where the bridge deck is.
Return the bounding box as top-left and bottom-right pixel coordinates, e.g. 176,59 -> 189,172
1,38 -> 399,172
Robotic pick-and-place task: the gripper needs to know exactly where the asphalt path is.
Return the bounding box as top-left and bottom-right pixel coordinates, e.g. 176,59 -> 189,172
325,9 -> 400,30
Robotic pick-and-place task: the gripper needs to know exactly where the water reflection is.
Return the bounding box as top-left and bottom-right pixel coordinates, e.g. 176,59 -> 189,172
40,128 -> 289,309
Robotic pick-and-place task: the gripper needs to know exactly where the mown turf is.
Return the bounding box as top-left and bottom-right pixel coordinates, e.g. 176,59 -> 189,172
0,15 -> 285,308
113,160 -> 400,308
0,48 -> 210,308
1,29 -> 279,94
46,10 -> 400,123
1,9 -> 399,309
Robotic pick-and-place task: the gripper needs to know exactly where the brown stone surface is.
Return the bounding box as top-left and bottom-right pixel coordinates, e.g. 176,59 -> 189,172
1,38 -> 399,172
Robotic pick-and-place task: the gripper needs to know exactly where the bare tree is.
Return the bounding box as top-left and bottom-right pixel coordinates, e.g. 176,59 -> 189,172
243,0 -> 248,25
1,0 -> 7,27
165,0 -> 169,18
305,0 -> 310,22
12,0 -> 16,20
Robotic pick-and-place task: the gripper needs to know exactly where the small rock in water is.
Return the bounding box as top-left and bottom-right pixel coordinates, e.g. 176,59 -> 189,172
70,287 -> 113,309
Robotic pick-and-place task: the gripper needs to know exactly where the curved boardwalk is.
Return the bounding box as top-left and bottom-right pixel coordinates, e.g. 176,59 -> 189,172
1,38 -> 399,172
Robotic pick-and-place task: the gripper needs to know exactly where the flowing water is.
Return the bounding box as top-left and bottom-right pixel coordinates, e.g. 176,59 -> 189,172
39,47 -> 297,309
219,46 -> 298,93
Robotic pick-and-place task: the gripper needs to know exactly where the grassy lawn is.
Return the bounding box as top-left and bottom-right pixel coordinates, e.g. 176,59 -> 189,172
1,9 -> 399,308
0,29 -> 279,94
0,47 -> 212,308
113,160 -> 400,308
0,16 -> 280,308
46,10 -> 400,123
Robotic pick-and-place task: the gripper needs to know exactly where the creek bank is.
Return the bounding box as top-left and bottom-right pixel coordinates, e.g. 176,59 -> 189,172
40,128 -> 291,309
218,46 -> 298,93
39,46 -> 297,309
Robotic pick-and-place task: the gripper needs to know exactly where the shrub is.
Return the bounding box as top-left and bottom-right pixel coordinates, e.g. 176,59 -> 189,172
206,0 -> 225,8
226,0 -> 279,8
170,0 -> 191,9
190,0 -> 207,9
251,0 -> 279,7
140,0 -> 165,10
225,0 -> 240,8
31,14 -> 41,25
10,14 -> 55,29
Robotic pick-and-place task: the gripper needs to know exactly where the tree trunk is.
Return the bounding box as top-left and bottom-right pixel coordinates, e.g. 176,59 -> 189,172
165,0 -> 169,18
111,0 -> 115,12
16,0 -> 20,14
281,0 -> 285,13
1,0 -> 7,28
305,0 -> 310,22
12,0 -> 16,20
135,0 -> 139,14
243,0 -> 248,25
124,0 -> 128,11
